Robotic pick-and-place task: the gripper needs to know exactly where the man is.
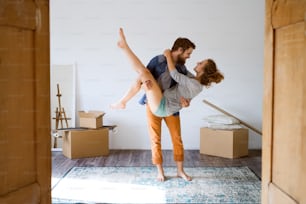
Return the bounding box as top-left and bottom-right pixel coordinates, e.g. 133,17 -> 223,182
139,37 -> 196,181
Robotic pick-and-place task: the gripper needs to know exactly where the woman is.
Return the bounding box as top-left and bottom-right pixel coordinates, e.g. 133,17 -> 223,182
111,28 -> 224,117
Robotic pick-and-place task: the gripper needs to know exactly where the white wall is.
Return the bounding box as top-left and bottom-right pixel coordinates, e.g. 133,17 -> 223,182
50,0 -> 264,149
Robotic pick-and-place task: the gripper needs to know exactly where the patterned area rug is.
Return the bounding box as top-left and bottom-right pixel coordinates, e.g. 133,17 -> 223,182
52,166 -> 261,203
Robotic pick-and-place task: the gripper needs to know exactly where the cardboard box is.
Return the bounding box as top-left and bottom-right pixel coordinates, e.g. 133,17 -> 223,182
78,111 -> 105,129
63,128 -> 109,159
200,127 -> 248,159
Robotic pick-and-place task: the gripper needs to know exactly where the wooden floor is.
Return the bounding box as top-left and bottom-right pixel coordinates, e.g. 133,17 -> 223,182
52,149 -> 262,179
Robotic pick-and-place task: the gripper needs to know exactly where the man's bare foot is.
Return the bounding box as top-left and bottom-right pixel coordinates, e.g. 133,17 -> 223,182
117,28 -> 128,49
110,102 -> 126,109
177,171 -> 192,181
156,164 -> 165,182
157,172 -> 166,182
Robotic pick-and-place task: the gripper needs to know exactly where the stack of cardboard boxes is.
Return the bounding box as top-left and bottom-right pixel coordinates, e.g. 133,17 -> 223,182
62,111 -> 109,159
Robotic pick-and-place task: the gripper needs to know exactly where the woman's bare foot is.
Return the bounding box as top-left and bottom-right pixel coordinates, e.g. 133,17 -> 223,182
110,101 -> 126,109
117,28 -> 128,49
177,170 -> 192,181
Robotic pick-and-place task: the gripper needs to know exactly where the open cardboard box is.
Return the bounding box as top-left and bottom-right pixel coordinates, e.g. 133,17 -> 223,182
78,110 -> 105,129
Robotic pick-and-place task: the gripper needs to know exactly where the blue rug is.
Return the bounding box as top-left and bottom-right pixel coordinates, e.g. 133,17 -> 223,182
52,166 -> 261,203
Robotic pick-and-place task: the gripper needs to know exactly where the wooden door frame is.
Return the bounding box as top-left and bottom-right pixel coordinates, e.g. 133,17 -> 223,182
262,0 -> 305,203
0,0 -> 51,203
35,1 -> 51,203
262,0 -> 274,203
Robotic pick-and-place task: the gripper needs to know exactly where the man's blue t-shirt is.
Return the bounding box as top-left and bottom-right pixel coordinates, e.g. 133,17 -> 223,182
139,54 -> 188,116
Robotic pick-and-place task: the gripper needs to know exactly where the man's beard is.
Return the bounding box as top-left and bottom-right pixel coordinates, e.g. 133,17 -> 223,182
176,55 -> 186,65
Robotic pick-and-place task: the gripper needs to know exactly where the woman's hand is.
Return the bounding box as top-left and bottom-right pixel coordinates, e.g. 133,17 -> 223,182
163,49 -> 175,71
163,49 -> 172,58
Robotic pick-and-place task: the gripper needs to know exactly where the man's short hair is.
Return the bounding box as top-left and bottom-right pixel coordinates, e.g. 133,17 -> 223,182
171,38 -> 196,52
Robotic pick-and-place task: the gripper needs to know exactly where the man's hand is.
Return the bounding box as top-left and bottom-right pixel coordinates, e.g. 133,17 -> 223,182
180,97 -> 191,108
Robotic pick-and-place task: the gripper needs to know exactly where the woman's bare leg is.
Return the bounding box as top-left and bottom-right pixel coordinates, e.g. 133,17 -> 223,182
117,28 -> 147,75
117,28 -> 163,113
110,77 -> 142,109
